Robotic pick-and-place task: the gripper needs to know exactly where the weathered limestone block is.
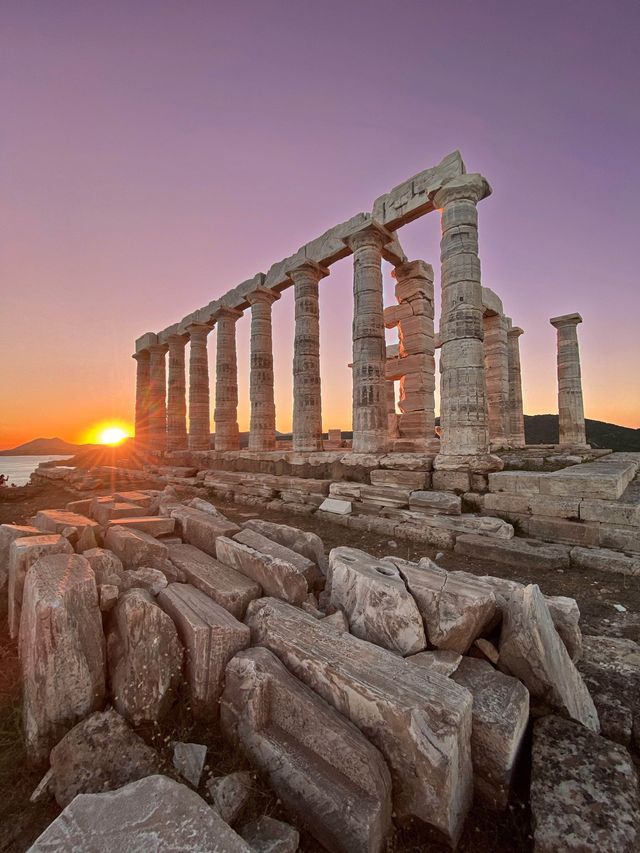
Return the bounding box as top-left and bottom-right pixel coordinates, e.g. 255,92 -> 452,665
19,554 -> 106,763
387,558 -> 497,653
327,547 -> 426,655
246,597 -> 474,843
540,457 -> 636,500
188,496 -> 226,517
580,495 -> 640,527
499,584 -> 598,730
216,536 -> 308,605
454,534 -> 570,571
529,516 -> 600,548
408,490 -> 461,515
66,498 -> 94,514
234,528 -> 321,589
431,469 -> 471,493
34,509 -> 102,540
528,494 -> 581,519
222,647 -> 392,853
114,490 -> 155,509
107,589 -> 183,724
531,716 -> 639,852
207,771 -> 252,825
119,567 -> 169,595
240,816 -> 299,853
0,523 -> 39,588
107,516 -> 176,537
49,708 -> 162,807
598,523 -> 640,554
8,534 -> 74,638
167,543 -> 261,619
406,649 -> 462,676
157,583 -> 249,719
242,518 -> 325,569
104,525 -> 169,570
451,657 -> 529,810
29,775 -> 252,852
82,547 -> 124,585
170,505 -> 239,557
369,469 -> 428,489
488,470 -> 542,495
359,483 -> 412,508
92,501 -> 148,526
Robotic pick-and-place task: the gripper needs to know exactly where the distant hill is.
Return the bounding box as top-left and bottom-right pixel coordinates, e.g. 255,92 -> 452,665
524,415 -> 640,451
0,437 -> 96,456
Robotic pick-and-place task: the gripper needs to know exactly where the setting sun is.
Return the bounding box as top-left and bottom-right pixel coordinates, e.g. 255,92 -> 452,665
98,426 -> 128,445
81,420 -> 134,446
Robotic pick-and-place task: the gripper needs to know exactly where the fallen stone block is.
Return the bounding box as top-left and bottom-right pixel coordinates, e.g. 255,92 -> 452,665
8,534 -> 74,638
319,497 -> 352,514
28,774 -> 251,851
65,498 -> 93,515
207,771 -> 252,825
321,609 -> 349,632
242,518 -> 325,569
167,543 -> 261,619
222,647 -> 392,853
406,649 -> 462,676
234,527 -> 321,589
107,588 -> 183,724
114,490 -> 155,509
49,708 -> 162,807
0,523 -> 40,588
34,509 -> 102,540
216,536 -> 308,605
451,657 -> 529,810
172,741 -> 207,787
454,534 -> 570,571
499,584 -> 598,730
408,490 -> 461,515
327,547 -> 425,655
99,583 -> 119,611
531,715 -> 639,853
119,567 -> 169,595
471,637 -> 500,665
240,816 -> 299,853
386,557 -> 497,654
19,554 -> 105,763
82,547 -> 124,585
93,501 -> 148,526
104,525 -> 168,570
170,505 -> 240,557
570,546 -> 640,576
245,597 -> 473,844
107,516 -> 176,537
187,496 -> 226,517
158,583 -> 249,720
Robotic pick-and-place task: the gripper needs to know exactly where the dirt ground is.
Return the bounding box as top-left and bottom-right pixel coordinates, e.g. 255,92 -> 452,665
1,482 -> 638,852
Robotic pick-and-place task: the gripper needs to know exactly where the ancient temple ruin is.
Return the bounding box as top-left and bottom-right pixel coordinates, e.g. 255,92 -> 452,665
131,151 -> 588,471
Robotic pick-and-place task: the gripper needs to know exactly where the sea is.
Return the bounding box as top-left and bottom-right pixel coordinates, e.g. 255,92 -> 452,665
0,455 -> 73,487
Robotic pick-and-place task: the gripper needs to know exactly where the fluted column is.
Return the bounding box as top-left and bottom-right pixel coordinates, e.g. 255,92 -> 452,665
214,307 -> 243,451
187,323 -> 212,451
346,222 -> 392,453
132,349 -> 151,443
166,333 -> 188,451
483,313 -> 510,447
507,323 -> 526,447
430,175 -> 492,460
291,261 -> 328,452
147,343 -> 168,451
550,313 -> 587,447
248,287 -> 280,452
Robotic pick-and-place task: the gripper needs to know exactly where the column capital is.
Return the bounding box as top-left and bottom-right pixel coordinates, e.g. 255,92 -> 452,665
288,260 -> 330,283
186,322 -> 213,341
147,342 -> 169,355
343,220 -> 394,252
507,326 -> 524,338
392,259 -> 434,283
132,350 -> 150,361
429,174 -> 492,208
247,286 -> 280,307
550,312 -> 582,328
212,305 -> 243,322
166,332 -> 189,347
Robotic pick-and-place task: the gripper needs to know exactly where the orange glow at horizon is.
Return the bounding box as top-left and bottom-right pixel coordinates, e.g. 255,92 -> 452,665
82,420 -> 134,446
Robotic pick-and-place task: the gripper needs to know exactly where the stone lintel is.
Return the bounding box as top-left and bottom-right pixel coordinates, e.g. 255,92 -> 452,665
482,287 -> 504,317
381,234 -> 407,266
342,219 -> 395,251
550,313 -> 583,328
246,285 -> 281,306
392,259 -> 434,282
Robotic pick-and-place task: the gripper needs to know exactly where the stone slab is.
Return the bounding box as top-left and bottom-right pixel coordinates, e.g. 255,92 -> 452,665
107,516 -> 176,537
242,518 -> 325,569
319,497 -> 352,514
170,505 -> 240,557
408,490 -> 461,515
234,528 -> 320,589
216,536 -> 308,605
570,546 -> 640,576
104,526 -> 169,571
34,509 -> 102,538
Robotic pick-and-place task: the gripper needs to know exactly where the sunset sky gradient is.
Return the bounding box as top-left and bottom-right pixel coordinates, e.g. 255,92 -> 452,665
1,0 -> 639,448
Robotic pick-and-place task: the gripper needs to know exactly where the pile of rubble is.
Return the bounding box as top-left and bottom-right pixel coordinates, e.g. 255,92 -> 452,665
1,487 -> 638,851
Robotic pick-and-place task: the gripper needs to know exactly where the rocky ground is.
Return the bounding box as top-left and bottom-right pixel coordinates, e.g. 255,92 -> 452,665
1,482 -> 638,852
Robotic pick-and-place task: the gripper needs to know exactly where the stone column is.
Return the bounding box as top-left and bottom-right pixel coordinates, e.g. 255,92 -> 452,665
248,287 -> 280,452
550,313 -> 587,447
345,222 -> 392,453
290,261 -> 328,452
483,313 -> 510,447
430,175 -> 492,461
147,343 -> 168,451
166,333 -> 189,451
187,323 -> 212,452
132,350 -> 151,444
506,323 -> 526,447
213,307 -> 243,451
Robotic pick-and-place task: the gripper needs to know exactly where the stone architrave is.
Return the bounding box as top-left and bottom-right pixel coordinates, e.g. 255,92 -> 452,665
247,287 -> 280,451
290,261 -> 328,452
187,322 -> 212,451
166,333 -> 189,451
246,597 -> 473,844
345,223 -> 393,454
213,306 -> 243,451
132,349 -> 151,443
429,175 -> 492,461
107,589 -> 184,725
28,775 -> 252,852
483,312 -> 510,447
550,313 -> 587,447
147,342 -> 168,451
221,647 -> 393,853
19,554 -> 106,764
506,323 -> 526,447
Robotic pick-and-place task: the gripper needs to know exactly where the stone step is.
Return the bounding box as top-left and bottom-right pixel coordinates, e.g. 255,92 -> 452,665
454,534 -> 570,571
107,516 -> 175,537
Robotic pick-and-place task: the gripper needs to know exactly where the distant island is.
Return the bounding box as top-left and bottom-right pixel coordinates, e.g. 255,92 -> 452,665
0,437 -> 98,456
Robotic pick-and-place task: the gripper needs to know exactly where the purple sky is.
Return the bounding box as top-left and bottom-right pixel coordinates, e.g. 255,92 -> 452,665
2,0 -> 639,446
